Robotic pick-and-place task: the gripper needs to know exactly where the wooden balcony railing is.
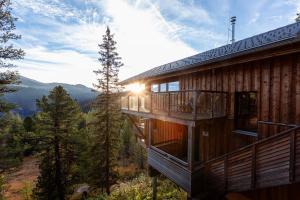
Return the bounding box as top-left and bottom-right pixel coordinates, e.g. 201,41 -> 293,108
197,122 -> 300,193
121,90 -> 228,120
148,147 -> 192,193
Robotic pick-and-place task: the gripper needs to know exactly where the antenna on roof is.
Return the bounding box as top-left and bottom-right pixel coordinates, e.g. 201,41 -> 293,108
230,16 -> 236,43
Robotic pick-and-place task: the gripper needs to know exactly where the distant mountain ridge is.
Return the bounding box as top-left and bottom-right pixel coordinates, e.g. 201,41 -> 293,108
4,76 -> 97,117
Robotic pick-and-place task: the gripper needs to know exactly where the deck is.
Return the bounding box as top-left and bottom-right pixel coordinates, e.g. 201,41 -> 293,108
121,90 -> 227,122
147,122 -> 300,196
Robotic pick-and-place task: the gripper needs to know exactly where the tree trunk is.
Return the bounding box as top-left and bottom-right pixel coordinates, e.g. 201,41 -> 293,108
54,136 -> 64,200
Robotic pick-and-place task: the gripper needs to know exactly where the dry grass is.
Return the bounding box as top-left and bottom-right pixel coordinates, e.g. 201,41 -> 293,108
3,156 -> 39,200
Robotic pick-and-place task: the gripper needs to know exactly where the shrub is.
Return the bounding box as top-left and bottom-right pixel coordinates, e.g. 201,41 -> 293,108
89,174 -> 186,200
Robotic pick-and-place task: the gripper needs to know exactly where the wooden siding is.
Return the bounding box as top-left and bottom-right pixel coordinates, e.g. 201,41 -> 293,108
151,119 -> 188,159
177,53 -> 300,128
174,53 -> 300,160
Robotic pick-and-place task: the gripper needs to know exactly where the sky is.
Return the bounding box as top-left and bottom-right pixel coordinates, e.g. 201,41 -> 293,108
11,0 -> 300,87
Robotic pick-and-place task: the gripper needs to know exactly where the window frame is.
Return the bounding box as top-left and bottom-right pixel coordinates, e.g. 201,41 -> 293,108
234,91 -> 258,133
168,81 -> 180,92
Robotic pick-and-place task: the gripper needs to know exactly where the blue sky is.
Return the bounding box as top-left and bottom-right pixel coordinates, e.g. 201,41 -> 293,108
12,0 -> 300,87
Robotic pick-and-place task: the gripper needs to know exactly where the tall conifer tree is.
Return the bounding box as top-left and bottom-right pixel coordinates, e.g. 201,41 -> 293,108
33,86 -> 84,200
0,0 -> 25,113
89,27 -> 123,194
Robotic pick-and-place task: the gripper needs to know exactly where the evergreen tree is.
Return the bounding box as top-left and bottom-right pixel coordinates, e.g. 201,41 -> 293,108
0,0 -> 25,113
88,27 -> 123,194
0,113 -> 25,169
33,86 -> 84,200
23,116 -> 35,132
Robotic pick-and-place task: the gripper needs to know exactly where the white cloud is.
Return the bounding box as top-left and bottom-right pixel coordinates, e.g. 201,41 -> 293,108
100,0 -> 197,81
13,0 -> 198,87
15,46 -> 97,86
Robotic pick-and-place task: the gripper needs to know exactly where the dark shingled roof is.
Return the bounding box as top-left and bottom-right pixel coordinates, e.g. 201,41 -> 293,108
121,22 -> 300,84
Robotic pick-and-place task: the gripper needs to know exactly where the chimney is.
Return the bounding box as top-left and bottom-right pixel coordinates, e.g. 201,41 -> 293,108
230,16 -> 236,43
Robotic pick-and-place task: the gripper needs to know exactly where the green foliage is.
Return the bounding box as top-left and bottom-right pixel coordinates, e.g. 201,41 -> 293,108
0,0 -> 25,113
23,117 -> 35,132
33,86 -> 86,200
119,118 -> 146,170
119,118 -> 134,165
88,26 -> 123,194
0,113 -> 25,169
89,175 -> 186,200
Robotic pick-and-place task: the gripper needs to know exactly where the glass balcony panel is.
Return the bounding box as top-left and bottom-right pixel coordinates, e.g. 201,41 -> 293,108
129,96 -> 138,111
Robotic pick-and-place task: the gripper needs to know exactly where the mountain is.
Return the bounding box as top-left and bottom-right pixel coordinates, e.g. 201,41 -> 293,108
4,76 -> 97,117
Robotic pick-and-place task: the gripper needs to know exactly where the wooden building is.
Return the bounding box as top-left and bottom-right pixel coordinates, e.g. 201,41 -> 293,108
120,22 -> 300,199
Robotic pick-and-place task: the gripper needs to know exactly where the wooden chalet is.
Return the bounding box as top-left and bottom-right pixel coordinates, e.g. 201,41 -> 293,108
120,22 -> 300,200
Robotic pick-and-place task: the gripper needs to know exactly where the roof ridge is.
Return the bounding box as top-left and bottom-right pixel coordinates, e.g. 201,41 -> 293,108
121,22 -> 300,84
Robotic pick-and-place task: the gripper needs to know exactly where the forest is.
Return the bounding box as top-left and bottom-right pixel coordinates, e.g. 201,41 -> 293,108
0,0 -> 185,199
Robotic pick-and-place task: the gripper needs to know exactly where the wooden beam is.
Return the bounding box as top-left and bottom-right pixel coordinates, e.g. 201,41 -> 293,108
148,119 -> 153,147
122,110 -> 196,127
188,125 -> 195,170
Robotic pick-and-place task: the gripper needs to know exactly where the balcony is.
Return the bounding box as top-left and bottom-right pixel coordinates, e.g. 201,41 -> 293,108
121,90 -> 228,121
147,121 -> 300,196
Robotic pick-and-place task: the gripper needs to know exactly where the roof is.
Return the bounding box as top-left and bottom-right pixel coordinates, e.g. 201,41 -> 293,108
121,22 -> 300,85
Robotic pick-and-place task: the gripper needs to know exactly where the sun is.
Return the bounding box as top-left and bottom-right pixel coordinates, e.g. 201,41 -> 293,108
125,83 -> 145,94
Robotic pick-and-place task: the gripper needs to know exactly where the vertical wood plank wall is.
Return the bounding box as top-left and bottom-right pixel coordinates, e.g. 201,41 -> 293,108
179,53 -> 300,127
148,52 -> 300,161
151,120 -> 188,158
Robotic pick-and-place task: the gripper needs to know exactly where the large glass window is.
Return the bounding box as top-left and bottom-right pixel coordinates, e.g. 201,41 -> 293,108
151,84 -> 158,92
168,81 -> 180,91
160,83 -> 167,92
235,92 -> 257,132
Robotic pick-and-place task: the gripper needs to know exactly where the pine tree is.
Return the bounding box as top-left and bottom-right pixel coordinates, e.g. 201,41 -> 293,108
0,113 -> 25,169
33,86 -> 84,200
0,0 -> 25,113
89,27 -> 123,194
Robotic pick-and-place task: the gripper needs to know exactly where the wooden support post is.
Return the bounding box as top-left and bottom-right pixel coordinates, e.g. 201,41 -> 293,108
168,92 -> 171,116
192,91 -> 197,120
127,95 -> 130,110
152,176 -> 157,200
138,95 -> 140,112
289,130 -> 296,183
210,94 -> 213,118
150,93 -> 153,114
148,119 -> 153,147
188,125 -> 195,171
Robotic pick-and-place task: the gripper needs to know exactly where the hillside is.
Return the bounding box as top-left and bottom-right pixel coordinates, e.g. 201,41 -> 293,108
4,76 -> 97,117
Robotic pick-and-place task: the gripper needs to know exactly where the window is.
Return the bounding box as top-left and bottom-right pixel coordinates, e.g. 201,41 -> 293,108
168,81 -> 180,91
151,84 -> 158,92
160,83 -> 167,92
235,92 -> 257,132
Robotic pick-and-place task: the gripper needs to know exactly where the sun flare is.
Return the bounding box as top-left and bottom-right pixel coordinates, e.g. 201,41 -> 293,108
125,83 -> 145,93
